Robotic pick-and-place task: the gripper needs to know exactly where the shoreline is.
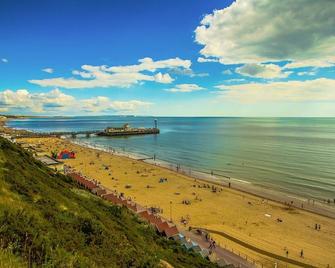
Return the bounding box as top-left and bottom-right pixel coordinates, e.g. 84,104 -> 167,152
3,117 -> 335,219
5,118 -> 335,200
70,137 -> 335,220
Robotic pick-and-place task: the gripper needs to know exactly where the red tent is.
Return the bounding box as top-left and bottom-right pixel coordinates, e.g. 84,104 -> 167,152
57,150 -> 76,159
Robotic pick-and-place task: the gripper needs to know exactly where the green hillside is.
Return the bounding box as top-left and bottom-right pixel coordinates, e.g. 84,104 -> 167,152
0,137 -> 217,267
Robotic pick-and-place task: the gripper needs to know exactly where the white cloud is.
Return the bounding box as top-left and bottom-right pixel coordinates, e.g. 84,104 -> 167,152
42,68 -> 54,74
1,58 -> 8,63
154,72 -> 174,84
81,97 -> 151,113
284,60 -> 335,69
165,84 -> 204,93
297,70 -> 317,76
197,57 -> 219,63
222,69 -> 233,75
195,0 -> 335,67
224,78 -> 246,83
0,89 -> 32,111
169,67 -> 209,77
106,57 -> 191,73
0,89 -> 73,113
216,78 -> 335,102
0,89 -> 151,114
236,63 -> 291,79
29,57 -> 191,89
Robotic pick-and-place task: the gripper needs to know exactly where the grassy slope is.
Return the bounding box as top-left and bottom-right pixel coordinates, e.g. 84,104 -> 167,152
0,138 -> 217,267
0,249 -> 26,268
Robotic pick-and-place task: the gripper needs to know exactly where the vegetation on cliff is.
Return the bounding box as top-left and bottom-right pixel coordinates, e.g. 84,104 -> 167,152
0,137 -> 216,267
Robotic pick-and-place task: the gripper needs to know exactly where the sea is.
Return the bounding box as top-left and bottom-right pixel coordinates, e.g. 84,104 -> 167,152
7,116 -> 335,201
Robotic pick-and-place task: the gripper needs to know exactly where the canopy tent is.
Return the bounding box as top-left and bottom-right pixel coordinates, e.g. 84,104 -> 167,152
57,150 -> 76,159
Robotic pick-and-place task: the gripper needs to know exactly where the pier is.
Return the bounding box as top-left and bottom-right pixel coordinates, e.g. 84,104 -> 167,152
14,121 -> 160,138
14,130 -> 100,138
96,122 -> 159,137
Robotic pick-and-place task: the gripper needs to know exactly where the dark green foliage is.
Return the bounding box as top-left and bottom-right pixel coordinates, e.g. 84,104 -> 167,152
0,138 -> 216,267
51,151 -> 58,159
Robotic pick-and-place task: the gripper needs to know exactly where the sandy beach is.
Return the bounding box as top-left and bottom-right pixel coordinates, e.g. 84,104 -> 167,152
18,136 -> 335,267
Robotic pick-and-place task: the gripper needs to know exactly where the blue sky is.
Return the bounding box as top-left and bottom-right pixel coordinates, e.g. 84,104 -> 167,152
1,0 -> 335,116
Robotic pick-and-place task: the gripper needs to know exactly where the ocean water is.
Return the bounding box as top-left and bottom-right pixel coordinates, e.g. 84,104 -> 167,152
7,116 -> 335,200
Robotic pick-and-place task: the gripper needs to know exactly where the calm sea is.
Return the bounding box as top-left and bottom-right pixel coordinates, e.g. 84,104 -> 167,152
7,116 -> 335,200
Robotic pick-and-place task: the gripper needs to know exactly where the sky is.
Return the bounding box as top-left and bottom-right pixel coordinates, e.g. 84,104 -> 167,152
1,0 -> 335,117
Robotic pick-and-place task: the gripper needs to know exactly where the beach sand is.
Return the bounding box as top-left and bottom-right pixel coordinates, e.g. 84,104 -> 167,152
20,137 -> 335,267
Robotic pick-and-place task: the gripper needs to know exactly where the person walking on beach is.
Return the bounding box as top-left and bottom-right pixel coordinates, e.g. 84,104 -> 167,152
205,233 -> 209,241
300,249 -> 304,258
286,250 -> 289,258
208,239 -> 213,249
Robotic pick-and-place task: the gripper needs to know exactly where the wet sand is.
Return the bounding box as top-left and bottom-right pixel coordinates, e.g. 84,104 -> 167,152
19,137 -> 335,267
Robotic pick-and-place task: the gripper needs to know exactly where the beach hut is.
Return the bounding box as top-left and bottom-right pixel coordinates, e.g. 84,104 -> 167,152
103,193 -> 122,205
138,210 -> 152,221
126,202 -> 144,213
67,172 -> 96,190
164,225 -> 179,238
156,221 -> 170,233
182,240 -> 194,250
172,233 -> 185,242
130,203 -> 145,213
190,242 -> 202,253
92,187 -> 107,196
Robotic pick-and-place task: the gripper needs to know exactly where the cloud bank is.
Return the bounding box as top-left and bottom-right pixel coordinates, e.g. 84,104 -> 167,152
0,89 -> 151,114
216,78 -> 335,102
195,0 -> 335,68
29,57 -> 191,89
165,84 -> 204,93
236,63 -> 291,79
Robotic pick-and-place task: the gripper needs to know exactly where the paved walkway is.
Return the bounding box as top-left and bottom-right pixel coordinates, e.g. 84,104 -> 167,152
197,227 -> 316,268
182,230 -> 254,268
